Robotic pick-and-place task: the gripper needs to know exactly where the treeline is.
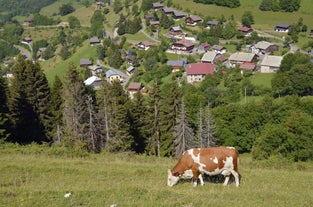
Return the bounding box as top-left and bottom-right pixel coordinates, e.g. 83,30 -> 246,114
193,0 -> 240,8
259,0 -> 301,12
1,52 -> 313,161
0,0 -> 57,23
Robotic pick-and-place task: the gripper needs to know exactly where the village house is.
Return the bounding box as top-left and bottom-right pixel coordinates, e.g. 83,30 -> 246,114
229,52 -> 257,68
105,69 -> 124,83
172,11 -> 186,20
138,41 -> 152,50
152,2 -> 163,10
274,24 -> 290,32
238,26 -> 253,36
239,62 -> 256,71
171,39 -> 195,52
90,37 -> 101,46
252,41 -> 279,55
168,26 -> 185,37
162,7 -> 174,15
22,37 -> 32,44
167,58 -> 187,72
84,76 -> 102,90
197,42 -> 210,53
201,51 -> 219,64
80,58 -> 93,67
260,54 -> 283,73
206,21 -> 219,29
150,20 -> 160,27
185,15 -> 203,26
126,66 -> 136,76
88,65 -> 103,76
185,63 -> 215,83
212,45 -> 226,54
128,82 -> 143,99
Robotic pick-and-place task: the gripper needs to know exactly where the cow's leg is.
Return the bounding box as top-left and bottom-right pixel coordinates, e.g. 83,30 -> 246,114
231,170 -> 240,187
192,169 -> 199,187
222,170 -> 231,186
199,174 -> 204,186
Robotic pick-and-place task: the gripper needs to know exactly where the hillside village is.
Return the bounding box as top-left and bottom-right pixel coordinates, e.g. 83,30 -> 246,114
2,0 -> 313,96
0,0 -> 313,161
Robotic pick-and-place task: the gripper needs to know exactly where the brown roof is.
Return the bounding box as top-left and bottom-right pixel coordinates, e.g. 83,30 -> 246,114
186,63 -> 215,75
173,39 -> 194,48
128,82 -> 142,90
238,26 -> 253,32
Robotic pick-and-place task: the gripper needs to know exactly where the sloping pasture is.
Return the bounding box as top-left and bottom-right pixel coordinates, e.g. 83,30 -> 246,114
0,144 -> 312,207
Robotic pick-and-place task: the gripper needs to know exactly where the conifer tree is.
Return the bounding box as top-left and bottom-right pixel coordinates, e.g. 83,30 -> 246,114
9,57 -> 52,143
106,81 -> 133,152
160,78 -> 182,156
130,90 -> 148,153
0,76 -> 10,141
174,99 -> 195,157
50,75 -> 63,144
62,63 -> 89,149
146,80 -> 162,156
97,79 -> 111,150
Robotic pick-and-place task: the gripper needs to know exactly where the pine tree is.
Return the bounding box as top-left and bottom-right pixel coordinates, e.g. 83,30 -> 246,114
106,81 -> 133,152
160,78 -> 182,156
146,80 -> 162,156
97,79 -> 111,150
196,104 -> 217,148
174,99 -> 195,157
0,76 -> 10,141
130,91 -> 148,153
9,57 -> 52,143
50,75 -> 63,144
62,62 -> 89,149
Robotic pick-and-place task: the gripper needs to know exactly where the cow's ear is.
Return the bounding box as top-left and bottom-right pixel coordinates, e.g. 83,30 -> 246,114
168,169 -> 172,175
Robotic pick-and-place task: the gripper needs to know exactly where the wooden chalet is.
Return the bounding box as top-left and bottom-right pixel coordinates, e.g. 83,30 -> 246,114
171,39 -> 195,52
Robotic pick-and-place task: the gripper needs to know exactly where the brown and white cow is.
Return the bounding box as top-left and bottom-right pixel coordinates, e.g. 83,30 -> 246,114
167,147 -> 240,187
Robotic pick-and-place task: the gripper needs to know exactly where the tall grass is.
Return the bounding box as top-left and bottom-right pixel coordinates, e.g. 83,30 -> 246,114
1,144 -> 312,207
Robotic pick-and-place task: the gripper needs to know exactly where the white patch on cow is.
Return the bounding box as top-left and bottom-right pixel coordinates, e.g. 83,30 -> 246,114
181,169 -> 193,179
223,156 -> 234,169
213,156 -> 218,164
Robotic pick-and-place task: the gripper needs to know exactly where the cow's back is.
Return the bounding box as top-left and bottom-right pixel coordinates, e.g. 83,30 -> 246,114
189,147 -> 239,175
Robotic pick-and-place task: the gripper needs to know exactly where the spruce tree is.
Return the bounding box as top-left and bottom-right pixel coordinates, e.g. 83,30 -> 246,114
106,81 -> 133,152
174,99 -> 195,157
146,80 -> 162,156
0,76 -> 10,141
9,57 -> 52,143
62,63 -> 89,149
97,79 -> 111,150
130,91 -> 148,153
160,78 -> 182,156
50,75 -> 63,144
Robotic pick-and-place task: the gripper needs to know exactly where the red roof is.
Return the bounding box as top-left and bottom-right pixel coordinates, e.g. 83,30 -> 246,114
239,62 -> 255,70
128,82 -> 142,90
239,26 -> 253,32
186,63 -> 215,75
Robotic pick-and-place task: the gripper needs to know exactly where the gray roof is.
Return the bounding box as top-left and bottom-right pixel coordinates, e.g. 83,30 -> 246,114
260,55 -> 283,67
207,21 -> 219,25
171,26 -> 182,31
80,58 -> 92,65
254,41 -> 276,50
201,51 -> 217,62
167,58 -> 187,67
275,24 -> 290,28
126,66 -> 135,72
212,45 -> 225,51
229,52 -> 256,62
105,69 -> 125,78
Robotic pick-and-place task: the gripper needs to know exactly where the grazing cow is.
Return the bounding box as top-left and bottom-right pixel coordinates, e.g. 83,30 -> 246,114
167,147 -> 240,187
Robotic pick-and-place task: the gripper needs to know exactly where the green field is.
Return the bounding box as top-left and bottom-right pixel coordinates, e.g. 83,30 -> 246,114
1,144 -> 312,207
172,0 -> 313,30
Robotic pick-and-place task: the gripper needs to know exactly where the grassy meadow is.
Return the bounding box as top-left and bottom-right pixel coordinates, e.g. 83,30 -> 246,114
0,144 -> 312,207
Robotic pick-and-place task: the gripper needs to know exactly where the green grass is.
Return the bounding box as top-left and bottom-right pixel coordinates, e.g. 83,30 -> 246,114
41,40 -> 97,83
0,144 -> 312,207
249,73 -> 275,88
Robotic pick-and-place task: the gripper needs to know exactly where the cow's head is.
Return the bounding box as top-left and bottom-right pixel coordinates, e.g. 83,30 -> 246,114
167,169 -> 180,187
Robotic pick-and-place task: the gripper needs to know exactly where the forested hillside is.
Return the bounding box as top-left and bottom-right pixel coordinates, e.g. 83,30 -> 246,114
0,0 -> 57,22
0,0 -> 312,162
